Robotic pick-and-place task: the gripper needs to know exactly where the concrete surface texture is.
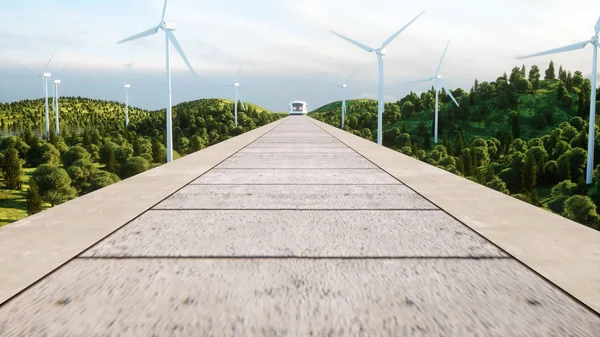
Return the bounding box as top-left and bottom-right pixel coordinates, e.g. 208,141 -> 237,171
311,117 -> 600,315
0,116 -> 599,336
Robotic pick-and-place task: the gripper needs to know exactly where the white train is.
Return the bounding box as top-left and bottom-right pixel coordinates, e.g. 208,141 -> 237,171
289,101 -> 308,115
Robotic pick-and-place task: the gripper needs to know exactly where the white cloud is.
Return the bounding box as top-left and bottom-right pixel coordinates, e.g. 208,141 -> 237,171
2,0 -> 600,111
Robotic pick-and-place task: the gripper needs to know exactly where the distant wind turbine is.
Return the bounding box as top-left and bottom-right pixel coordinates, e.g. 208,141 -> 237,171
227,63 -> 245,128
331,10 -> 425,145
23,51 -> 57,138
404,41 -> 459,144
53,79 -> 61,135
328,67 -> 361,129
516,16 -> 600,184
123,84 -> 131,127
117,0 -> 196,163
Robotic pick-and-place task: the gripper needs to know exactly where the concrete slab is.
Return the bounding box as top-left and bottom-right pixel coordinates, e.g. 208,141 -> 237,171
246,142 -> 348,148
216,153 -> 377,169
153,184 -> 438,210
238,147 -> 355,153
1,259 -> 599,336
81,210 -> 507,257
0,118 -> 287,305
254,139 -> 340,143
311,117 -> 600,313
192,168 -> 401,184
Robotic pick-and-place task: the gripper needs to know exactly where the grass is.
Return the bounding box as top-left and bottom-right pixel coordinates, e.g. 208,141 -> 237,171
0,168 -> 51,227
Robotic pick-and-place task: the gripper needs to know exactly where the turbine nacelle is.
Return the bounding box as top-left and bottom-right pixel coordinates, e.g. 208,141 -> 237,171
43,72 -> 51,78
592,36 -> 599,45
161,21 -> 177,31
342,84 -> 347,88
436,74 -> 442,79
53,80 -> 61,84
124,84 -> 131,89
234,82 -> 240,87
378,48 -> 388,56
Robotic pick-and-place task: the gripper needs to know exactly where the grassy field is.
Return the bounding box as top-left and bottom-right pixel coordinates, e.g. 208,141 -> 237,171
0,168 -> 52,227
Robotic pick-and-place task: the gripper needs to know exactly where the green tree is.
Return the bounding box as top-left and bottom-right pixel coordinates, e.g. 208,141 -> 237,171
544,60 -> 555,80
528,65 -> 540,90
509,111 -> 520,138
119,156 -> 150,179
563,195 -> 599,227
88,171 -> 121,192
486,176 -> 510,195
2,147 -> 23,189
31,164 -> 77,206
26,180 -> 43,215
523,152 -> 537,192
61,145 -> 91,168
66,159 -> 97,193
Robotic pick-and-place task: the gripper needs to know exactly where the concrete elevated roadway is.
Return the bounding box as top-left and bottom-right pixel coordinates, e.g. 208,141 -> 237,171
0,116 -> 599,336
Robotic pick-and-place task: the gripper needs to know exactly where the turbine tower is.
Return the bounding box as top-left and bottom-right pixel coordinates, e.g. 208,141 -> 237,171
404,41 -> 459,143
328,67 -> 361,129
228,63 -> 245,128
331,10 -> 425,145
517,16 -> 600,184
53,79 -> 61,135
117,0 -> 196,163
123,84 -> 131,127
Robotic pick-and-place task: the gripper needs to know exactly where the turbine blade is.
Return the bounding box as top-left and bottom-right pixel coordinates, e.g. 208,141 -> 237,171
165,30 -> 196,76
381,10 -> 425,48
330,31 -> 374,52
161,0 -> 168,23
43,50 -> 57,72
435,41 -> 449,76
117,25 -> 160,44
23,66 -> 39,76
404,76 -> 435,85
441,80 -> 460,107
236,63 -> 244,77
595,15 -> 600,35
516,39 -> 592,59
345,67 -> 362,83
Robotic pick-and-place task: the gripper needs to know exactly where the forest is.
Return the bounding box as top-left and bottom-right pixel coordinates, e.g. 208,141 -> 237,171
310,61 -> 600,231
0,97 -> 285,226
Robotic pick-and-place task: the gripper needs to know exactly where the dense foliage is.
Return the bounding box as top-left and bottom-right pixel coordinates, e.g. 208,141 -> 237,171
311,61 -> 600,231
0,98 -> 285,225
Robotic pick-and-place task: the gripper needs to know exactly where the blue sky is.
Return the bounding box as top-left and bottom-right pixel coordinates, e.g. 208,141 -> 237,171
1,0 -> 600,112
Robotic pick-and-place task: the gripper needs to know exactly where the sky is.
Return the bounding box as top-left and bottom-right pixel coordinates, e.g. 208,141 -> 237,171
1,0 -> 600,112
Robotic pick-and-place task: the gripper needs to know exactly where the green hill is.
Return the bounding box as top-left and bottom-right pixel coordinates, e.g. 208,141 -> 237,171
311,61 -> 600,231
0,97 -> 285,227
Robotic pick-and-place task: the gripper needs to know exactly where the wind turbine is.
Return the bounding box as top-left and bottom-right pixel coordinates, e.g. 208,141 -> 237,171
123,84 -> 131,127
404,41 -> 459,144
24,52 -> 56,138
53,79 -> 61,135
331,10 -> 425,145
227,63 -> 245,128
328,67 -> 361,129
516,16 -> 600,184
117,0 -> 196,163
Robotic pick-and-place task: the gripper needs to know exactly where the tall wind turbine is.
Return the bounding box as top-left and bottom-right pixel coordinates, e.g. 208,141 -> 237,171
123,84 -> 131,127
331,10 -> 425,145
227,63 -> 245,128
24,52 -> 56,138
517,16 -> 600,184
53,79 -> 61,135
117,0 -> 196,163
328,67 -> 361,129
404,41 -> 459,144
